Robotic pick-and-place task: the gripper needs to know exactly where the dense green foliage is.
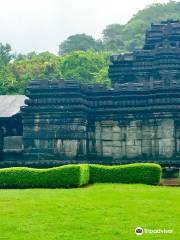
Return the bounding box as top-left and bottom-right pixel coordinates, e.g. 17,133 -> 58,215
10,52 -> 62,94
122,1 -> 180,51
0,163 -> 161,188
59,34 -> 103,55
0,164 -> 89,188
0,184 -> 180,240
1,1 -> 180,94
0,43 -> 17,94
60,51 -> 110,85
89,163 -> 162,185
59,1 -> 180,53
0,50 -> 111,94
102,24 -> 124,51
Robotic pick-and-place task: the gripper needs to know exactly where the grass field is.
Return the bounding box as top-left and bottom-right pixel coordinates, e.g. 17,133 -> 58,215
0,184 -> 179,240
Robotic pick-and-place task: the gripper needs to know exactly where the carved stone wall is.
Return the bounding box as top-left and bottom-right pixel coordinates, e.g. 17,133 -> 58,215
21,79 -> 180,164
94,118 -> 176,161
20,20 -> 180,165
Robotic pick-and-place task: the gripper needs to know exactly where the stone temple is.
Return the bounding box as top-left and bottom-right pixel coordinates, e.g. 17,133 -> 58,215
1,19 -> 180,167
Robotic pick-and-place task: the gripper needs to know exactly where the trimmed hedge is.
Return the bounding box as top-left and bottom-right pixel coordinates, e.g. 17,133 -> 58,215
0,163 -> 162,188
0,164 -> 89,188
89,163 -> 162,185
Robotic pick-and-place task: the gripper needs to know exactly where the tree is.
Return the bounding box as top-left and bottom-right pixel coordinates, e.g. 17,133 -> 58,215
0,59 -> 17,94
0,43 -> 17,94
102,24 -> 124,51
11,52 -> 62,94
60,51 -> 110,84
122,1 -> 180,50
59,34 -> 102,55
15,51 -> 37,61
93,66 -> 111,86
0,43 -> 14,65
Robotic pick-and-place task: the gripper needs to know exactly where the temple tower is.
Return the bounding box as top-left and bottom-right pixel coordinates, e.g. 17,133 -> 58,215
21,20 -> 180,166
22,79 -> 87,162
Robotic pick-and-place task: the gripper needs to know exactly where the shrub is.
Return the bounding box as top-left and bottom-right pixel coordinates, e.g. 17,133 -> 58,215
0,164 -> 89,188
89,163 -> 162,185
0,163 -> 162,188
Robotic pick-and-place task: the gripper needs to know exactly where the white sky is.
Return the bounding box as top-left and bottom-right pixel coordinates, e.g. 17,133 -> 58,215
0,0 -> 170,54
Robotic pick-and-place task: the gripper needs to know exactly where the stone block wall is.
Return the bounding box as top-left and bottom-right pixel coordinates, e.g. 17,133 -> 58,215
21,79 -> 180,165
22,80 -> 88,160
94,117 -> 176,161
23,112 -> 87,160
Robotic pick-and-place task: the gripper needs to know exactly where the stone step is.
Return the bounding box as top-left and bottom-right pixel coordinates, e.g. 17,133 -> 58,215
161,178 -> 180,186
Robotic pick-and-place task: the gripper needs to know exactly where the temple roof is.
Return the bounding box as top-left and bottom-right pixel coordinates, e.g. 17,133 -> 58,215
0,95 -> 26,118
109,19 -> 180,87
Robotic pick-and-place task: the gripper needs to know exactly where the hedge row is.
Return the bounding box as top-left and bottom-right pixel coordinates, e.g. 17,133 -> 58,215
0,164 -> 89,188
0,163 -> 162,188
89,163 -> 162,185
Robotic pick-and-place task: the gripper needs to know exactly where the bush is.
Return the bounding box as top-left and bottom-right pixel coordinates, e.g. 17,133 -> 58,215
0,163 -> 162,188
0,164 -> 89,188
89,163 -> 162,185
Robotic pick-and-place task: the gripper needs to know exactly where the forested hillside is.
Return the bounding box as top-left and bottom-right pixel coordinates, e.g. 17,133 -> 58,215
122,0 -> 180,51
59,1 -> 180,53
0,1 -> 180,94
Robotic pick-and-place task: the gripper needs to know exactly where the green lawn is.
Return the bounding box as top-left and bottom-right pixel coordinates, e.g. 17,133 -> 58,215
0,184 -> 179,240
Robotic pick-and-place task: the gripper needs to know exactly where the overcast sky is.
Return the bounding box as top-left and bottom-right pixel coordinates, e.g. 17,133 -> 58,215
0,0 -> 170,54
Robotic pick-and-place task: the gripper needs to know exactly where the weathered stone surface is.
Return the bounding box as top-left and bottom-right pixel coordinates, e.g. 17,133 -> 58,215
3,136 -> 23,152
12,20 -> 179,165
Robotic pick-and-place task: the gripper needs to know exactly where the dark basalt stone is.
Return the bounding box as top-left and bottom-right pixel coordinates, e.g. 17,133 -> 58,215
3,20 -> 180,167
